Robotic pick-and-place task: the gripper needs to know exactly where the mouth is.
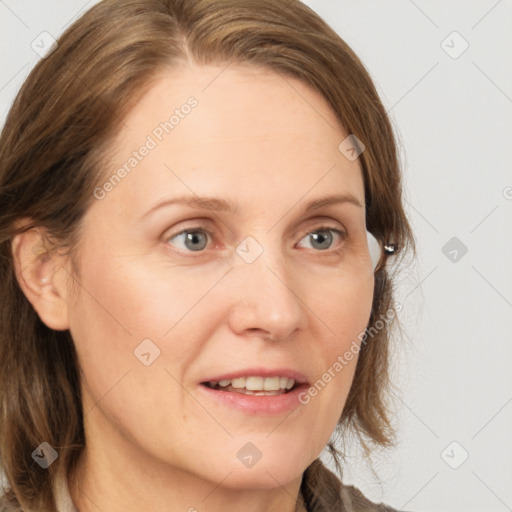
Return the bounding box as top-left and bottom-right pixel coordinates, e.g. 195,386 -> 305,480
197,370 -> 310,414
201,376 -> 298,396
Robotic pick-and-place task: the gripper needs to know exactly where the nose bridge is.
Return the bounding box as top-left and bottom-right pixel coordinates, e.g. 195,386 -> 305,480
227,233 -> 308,339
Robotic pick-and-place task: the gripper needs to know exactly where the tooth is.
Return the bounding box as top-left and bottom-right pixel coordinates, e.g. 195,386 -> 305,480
263,377 -> 280,391
231,378 -> 246,389
212,376 -> 297,391
245,376 -> 264,391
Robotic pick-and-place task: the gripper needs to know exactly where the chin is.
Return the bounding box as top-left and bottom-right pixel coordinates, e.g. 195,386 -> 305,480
196,445 -> 313,490
215,464 -> 304,491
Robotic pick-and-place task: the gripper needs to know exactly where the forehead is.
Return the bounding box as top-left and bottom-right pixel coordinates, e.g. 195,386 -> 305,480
97,63 -> 365,220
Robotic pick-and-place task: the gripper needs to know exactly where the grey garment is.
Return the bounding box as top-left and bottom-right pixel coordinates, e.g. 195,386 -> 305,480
339,484 -> 403,512
0,460 -> 405,512
302,459 -> 405,512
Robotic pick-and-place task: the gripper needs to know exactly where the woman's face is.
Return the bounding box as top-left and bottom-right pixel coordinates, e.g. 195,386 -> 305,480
66,63 -> 375,489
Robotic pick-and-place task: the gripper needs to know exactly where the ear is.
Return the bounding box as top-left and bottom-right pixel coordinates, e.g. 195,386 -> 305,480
11,225 -> 71,331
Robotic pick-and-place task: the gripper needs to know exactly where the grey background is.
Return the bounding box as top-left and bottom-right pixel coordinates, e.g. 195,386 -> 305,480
1,1 -> 511,511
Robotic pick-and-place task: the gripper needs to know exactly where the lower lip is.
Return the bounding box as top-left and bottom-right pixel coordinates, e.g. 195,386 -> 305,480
197,383 -> 309,415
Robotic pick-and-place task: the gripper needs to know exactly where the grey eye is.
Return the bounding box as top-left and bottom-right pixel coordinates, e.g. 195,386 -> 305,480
310,230 -> 333,250
298,229 -> 342,251
168,230 -> 209,252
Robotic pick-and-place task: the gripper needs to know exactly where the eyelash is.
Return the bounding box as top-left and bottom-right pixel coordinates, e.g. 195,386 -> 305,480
165,224 -> 347,256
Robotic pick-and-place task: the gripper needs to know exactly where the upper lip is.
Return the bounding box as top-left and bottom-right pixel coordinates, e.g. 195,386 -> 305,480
200,367 -> 309,384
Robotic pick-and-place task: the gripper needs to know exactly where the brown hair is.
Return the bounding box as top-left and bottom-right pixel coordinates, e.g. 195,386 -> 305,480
0,0 -> 414,509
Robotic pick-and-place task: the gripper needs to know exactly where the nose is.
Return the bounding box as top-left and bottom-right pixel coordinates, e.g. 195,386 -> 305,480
226,246 -> 309,342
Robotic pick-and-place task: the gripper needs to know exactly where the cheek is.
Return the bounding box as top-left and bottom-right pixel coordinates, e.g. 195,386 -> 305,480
67,253 -> 211,458
67,245 -> 230,415
321,268 -> 375,342
306,271 -> 374,415
69,252 -> 207,352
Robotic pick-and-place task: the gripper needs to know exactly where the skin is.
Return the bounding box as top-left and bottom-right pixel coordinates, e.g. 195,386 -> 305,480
13,63 -> 375,512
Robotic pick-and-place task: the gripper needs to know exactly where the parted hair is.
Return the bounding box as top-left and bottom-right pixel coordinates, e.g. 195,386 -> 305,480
0,0 -> 414,510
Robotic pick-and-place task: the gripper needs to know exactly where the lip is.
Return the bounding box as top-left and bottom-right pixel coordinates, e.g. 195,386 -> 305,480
198,367 -> 309,415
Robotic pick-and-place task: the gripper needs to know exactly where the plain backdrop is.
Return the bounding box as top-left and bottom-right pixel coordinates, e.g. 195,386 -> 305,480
1,1 -> 511,511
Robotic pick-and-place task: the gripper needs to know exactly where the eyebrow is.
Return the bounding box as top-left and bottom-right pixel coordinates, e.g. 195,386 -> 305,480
140,193 -> 364,220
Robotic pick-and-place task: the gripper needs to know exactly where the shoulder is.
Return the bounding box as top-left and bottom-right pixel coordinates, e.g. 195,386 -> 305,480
302,459 -> 407,512
339,483 -> 402,512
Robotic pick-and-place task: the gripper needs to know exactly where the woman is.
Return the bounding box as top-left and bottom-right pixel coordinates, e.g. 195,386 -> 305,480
0,1 -> 414,510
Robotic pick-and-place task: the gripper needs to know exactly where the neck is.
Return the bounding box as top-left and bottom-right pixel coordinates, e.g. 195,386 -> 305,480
68,420 -> 308,512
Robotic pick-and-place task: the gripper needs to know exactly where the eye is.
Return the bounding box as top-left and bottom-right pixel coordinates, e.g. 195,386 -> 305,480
165,225 -> 346,255
296,226 -> 346,251
166,228 -> 213,252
